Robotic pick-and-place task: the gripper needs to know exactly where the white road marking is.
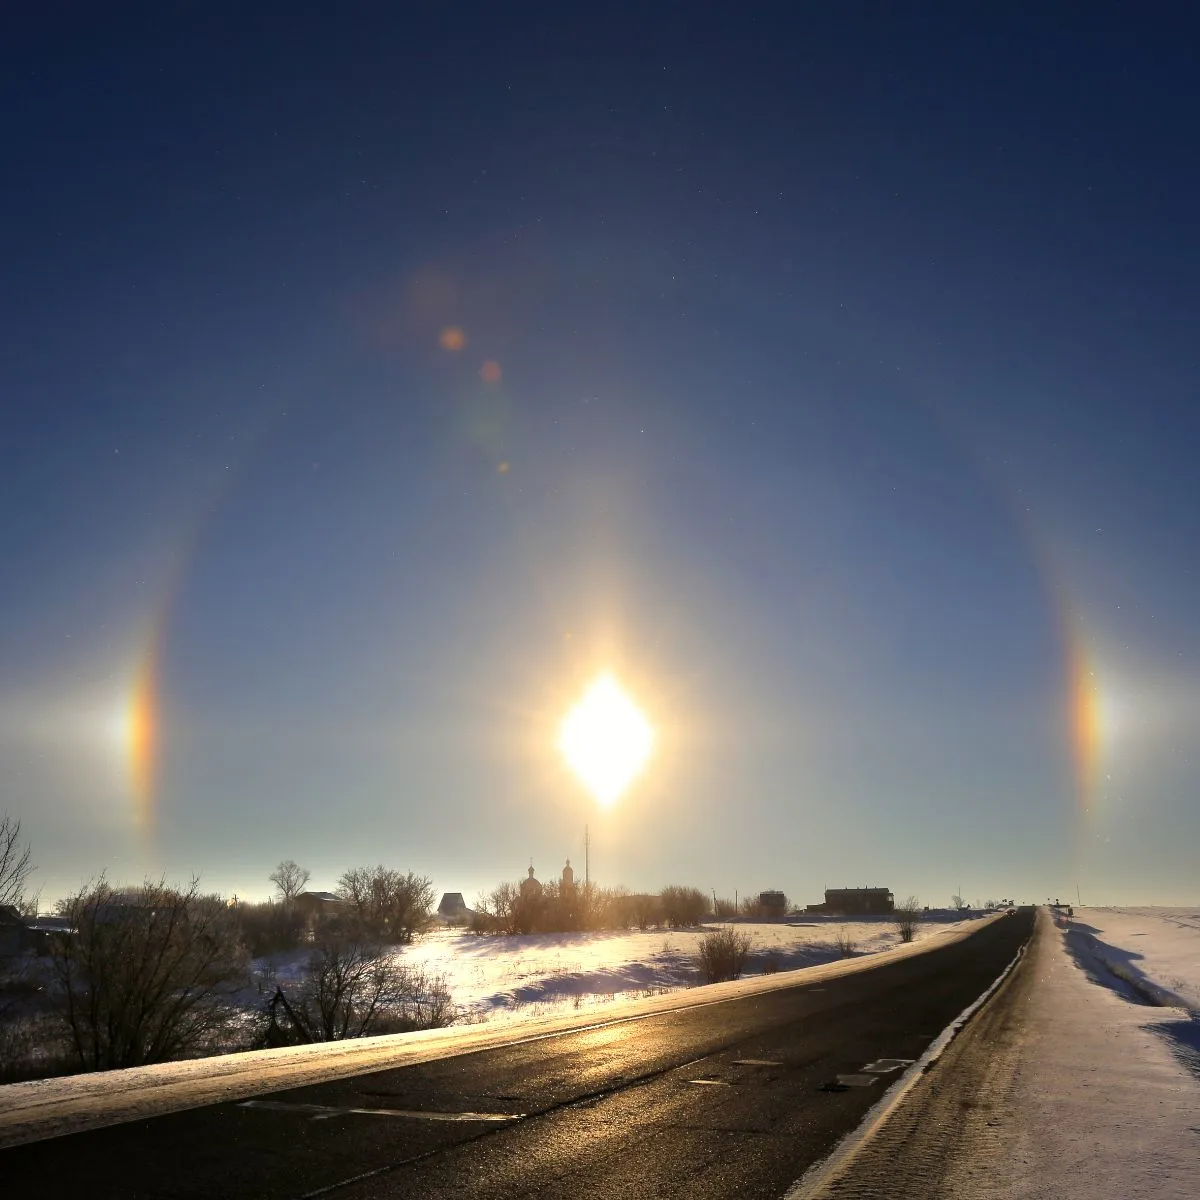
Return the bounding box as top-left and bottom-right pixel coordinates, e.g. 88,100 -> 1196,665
238,1099 -> 522,1122
862,1058 -> 914,1073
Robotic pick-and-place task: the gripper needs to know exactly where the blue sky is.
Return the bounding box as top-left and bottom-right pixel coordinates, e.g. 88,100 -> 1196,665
2,4 -> 1198,909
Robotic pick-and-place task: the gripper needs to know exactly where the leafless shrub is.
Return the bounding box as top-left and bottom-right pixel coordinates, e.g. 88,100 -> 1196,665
473,879 -> 540,935
660,885 -> 709,928
468,899 -> 498,934
630,893 -> 662,931
712,895 -> 738,919
50,877 -> 248,1070
696,926 -> 753,983
0,1013 -> 77,1083
834,927 -> 857,957
238,899 -> 308,957
759,950 -> 781,974
263,939 -> 454,1044
895,895 -> 921,943
740,891 -> 790,919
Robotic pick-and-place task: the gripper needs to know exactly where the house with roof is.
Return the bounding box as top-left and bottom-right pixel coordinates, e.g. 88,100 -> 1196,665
436,892 -> 472,925
294,890 -> 344,918
0,905 -> 38,957
806,887 -> 895,916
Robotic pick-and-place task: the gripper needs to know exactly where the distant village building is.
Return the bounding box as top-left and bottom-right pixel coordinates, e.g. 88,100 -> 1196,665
561,859 -> 575,893
807,887 -> 895,916
757,890 -> 788,918
294,890 -> 343,918
520,865 -> 543,901
437,892 -> 470,923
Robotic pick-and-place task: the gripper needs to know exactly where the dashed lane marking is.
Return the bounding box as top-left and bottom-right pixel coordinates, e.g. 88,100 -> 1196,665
238,1100 -> 523,1123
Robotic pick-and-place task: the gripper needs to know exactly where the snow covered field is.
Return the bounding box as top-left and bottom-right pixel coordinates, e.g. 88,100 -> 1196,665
320,913 -> 970,1027
1062,907 -> 1200,1015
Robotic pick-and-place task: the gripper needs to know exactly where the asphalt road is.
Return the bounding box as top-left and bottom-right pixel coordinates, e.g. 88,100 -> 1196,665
2,911 -> 1034,1199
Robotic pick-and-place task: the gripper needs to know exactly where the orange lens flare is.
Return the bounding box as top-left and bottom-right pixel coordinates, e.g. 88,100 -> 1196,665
1069,648 -> 1103,814
439,326 -> 466,351
479,359 -> 502,384
127,653 -> 158,831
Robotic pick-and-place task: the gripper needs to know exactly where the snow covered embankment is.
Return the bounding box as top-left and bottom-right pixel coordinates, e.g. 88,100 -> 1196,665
941,907 -> 1200,1200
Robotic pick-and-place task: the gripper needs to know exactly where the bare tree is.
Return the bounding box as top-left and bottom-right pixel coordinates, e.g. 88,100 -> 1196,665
264,937 -> 453,1043
0,813 -> 35,911
50,877 -> 248,1070
336,866 -> 434,943
268,860 -> 311,904
895,895 -> 922,944
950,892 -> 967,912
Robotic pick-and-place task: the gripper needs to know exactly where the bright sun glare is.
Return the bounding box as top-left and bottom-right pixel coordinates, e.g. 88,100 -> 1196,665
559,674 -> 654,806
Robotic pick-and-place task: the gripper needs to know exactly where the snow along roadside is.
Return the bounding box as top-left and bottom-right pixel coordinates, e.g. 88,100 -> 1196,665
0,915 -> 999,1149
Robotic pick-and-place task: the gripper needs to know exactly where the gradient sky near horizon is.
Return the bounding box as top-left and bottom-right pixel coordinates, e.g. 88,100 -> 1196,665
3,4 -> 1198,910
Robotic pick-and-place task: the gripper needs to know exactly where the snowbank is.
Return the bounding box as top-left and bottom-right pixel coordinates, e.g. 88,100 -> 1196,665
943,907 -> 1200,1199
1061,907 -> 1200,1014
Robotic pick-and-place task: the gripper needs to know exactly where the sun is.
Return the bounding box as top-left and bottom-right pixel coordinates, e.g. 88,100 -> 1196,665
559,674 -> 654,806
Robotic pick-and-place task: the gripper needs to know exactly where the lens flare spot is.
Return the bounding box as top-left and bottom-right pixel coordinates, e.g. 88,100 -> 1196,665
439,325 -> 466,351
559,674 -> 654,806
497,460 -> 510,473
479,359 -> 502,384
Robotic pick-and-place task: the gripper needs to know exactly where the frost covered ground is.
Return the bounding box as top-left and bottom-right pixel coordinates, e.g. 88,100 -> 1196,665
942,906 -> 1200,1200
253,913 -> 968,1028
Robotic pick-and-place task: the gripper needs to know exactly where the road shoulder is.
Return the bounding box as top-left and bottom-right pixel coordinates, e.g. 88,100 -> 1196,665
792,908 -> 1200,1199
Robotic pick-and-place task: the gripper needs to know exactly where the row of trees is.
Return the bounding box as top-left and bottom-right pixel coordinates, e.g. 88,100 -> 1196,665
239,862 -> 435,957
470,880 -> 718,935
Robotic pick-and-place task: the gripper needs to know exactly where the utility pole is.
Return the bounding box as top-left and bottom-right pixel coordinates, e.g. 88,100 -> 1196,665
585,824 -> 590,887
